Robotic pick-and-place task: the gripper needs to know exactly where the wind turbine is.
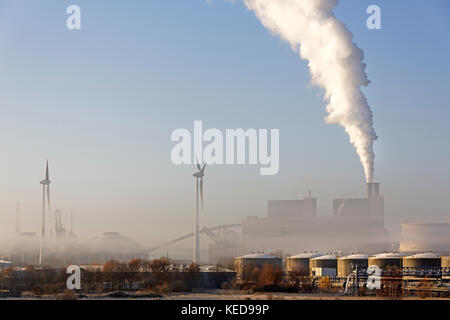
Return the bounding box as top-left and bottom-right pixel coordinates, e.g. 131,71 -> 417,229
39,160 -> 51,265
193,159 -> 206,264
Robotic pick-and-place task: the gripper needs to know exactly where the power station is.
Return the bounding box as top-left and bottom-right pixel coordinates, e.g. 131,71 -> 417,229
241,183 -> 389,255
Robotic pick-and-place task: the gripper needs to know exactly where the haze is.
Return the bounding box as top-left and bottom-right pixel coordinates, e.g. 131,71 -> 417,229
0,0 -> 449,250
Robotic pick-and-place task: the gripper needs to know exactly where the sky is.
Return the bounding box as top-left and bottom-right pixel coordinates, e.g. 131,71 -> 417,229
0,0 -> 449,246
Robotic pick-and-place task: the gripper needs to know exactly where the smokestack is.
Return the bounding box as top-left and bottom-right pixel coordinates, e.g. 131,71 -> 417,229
367,182 -> 380,197
373,183 -> 380,196
366,183 -> 374,198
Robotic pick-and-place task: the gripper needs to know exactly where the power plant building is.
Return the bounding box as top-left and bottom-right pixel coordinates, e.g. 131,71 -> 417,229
242,183 -> 389,254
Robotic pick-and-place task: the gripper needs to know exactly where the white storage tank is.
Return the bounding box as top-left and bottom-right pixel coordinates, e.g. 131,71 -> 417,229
310,254 -> 338,277
442,256 -> 450,280
368,252 -> 403,269
286,252 -> 322,276
337,254 -> 369,277
403,253 -> 441,268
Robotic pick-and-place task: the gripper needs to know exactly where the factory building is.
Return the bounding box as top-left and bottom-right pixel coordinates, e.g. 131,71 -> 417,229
286,252 -> 322,276
242,183 -> 389,254
399,223 -> 450,254
310,254 -> 339,277
234,253 -> 282,281
337,254 -> 369,278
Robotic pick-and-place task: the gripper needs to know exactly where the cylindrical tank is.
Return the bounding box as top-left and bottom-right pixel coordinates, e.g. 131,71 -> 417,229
402,253 -> 441,268
286,253 -> 322,276
337,254 -> 368,278
368,252 -> 403,269
442,256 -> 450,280
402,253 -> 441,280
310,254 -> 338,277
234,253 -> 282,281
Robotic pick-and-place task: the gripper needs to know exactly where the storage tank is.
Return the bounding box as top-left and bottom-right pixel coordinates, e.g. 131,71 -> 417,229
286,253 -> 322,276
403,253 -> 441,280
368,252 -> 403,269
234,253 -> 282,281
403,253 -> 441,268
442,256 -> 450,280
337,254 -> 368,277
310,254 -> 338,277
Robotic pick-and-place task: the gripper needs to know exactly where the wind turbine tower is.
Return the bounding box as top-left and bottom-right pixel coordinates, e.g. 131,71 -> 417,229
39,161 -> 51,265
193,161 -> 206,265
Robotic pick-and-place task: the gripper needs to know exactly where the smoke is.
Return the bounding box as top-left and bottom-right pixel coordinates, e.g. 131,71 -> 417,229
242,0 -> 377,182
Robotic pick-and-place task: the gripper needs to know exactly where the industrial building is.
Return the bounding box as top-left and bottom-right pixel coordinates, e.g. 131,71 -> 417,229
242,183 -> 389,255
234,253 -> 282,281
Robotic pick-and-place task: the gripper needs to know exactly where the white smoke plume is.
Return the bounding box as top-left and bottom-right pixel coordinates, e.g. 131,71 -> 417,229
242,0 -> 377,182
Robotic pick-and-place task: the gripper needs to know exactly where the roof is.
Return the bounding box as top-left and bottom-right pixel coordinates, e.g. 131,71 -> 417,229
311,254 -> 338,260
237,253 -> 280,259
339,254 -> 368,260
404,252 -> 440,259
289,253 -> 323,259
370,252 -> 403,259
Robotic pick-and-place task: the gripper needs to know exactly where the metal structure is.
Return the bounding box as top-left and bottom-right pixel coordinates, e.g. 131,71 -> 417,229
193,160 -> 206,264
39,161 -> 51,265
134,223 -> 242,256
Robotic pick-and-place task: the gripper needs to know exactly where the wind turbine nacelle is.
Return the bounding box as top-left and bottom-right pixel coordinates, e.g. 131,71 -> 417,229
40,179 -> 51,185
193,173 -> 204,178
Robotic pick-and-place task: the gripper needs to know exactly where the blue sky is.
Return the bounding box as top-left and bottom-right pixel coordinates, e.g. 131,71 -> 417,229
0,0 -> 449,245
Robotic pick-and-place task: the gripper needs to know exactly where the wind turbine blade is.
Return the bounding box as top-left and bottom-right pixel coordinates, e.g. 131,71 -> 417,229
201,163 -> 206,173
200,177 -> 204,209
195,155 -> 202,171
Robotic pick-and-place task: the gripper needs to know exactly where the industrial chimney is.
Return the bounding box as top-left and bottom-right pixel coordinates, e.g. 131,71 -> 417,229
367,182 -> 380,198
